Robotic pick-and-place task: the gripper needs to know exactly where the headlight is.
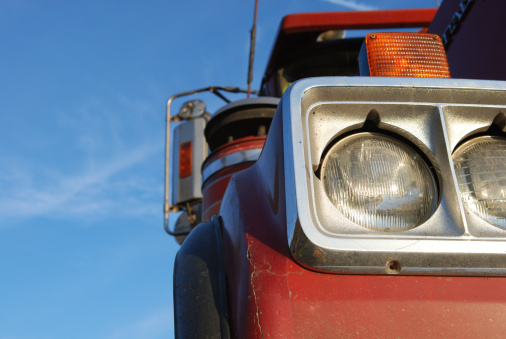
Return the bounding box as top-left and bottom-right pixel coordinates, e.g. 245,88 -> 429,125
453,136 -> 506,230
322,133 -> 437,232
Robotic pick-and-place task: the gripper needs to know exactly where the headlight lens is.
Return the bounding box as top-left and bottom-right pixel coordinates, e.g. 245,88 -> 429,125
321,133 -> 437,232
453,136 -> 506,229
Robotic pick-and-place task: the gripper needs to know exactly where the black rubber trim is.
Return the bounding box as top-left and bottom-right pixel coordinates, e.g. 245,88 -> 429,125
173,216 -> 230,339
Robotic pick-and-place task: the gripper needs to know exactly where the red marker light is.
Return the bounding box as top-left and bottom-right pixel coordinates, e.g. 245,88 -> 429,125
179,141 -> 193,178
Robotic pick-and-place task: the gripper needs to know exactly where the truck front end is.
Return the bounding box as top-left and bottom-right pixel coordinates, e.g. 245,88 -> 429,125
169,3 -> 506,337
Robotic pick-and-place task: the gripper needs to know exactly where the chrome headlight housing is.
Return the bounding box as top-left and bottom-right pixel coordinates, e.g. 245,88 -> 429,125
283,77 -> 506,276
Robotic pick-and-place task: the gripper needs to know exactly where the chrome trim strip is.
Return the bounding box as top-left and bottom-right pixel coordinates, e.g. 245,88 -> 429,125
439,106 -> 470,235
202,148 -> 262,184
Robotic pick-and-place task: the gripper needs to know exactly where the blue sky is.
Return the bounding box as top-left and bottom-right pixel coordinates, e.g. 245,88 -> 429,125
0,0 -> 438,338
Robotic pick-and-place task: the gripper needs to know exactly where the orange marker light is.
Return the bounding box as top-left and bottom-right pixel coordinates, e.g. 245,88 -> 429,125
179,141 -> 193,178
359,32 -> 451,78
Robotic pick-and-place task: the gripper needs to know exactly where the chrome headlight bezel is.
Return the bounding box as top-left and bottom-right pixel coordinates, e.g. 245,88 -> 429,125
283,77 -> 506,276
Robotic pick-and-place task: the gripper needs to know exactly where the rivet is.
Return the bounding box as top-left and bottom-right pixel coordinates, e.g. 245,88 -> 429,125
386,259 -> 402,274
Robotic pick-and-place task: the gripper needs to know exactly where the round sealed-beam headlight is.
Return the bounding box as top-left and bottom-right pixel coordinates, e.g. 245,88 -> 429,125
453,136 -> 506,229
321,133 -> 437,232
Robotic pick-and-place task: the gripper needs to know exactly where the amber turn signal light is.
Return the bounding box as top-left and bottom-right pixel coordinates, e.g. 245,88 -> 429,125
179,141 -> 193,178
359,32 -> 451,78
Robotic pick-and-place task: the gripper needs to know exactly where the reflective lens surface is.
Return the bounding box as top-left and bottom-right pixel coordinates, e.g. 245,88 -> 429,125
321,133 -> 437,232
453,136 -> 506,229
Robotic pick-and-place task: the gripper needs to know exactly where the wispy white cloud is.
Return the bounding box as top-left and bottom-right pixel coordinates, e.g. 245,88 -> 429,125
107,309 -> 173,339
0,92 -> 164,224
320,0 -> 378,11
0,141 -> 162,222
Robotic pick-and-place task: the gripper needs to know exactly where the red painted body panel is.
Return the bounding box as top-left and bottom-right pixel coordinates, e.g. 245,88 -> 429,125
219,104 -> 506,338
202,136 -> 266,221
202,162 -> 252,221
281,8 -> 437,33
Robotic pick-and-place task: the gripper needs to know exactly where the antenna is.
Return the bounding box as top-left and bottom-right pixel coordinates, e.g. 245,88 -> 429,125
247,0 -> 259,98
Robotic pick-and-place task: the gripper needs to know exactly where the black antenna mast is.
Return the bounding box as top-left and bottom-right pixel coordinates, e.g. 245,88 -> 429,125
247,0 -> 259,98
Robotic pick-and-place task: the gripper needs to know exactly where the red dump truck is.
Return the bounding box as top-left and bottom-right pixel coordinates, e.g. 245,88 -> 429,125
165,0 -> 506,337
